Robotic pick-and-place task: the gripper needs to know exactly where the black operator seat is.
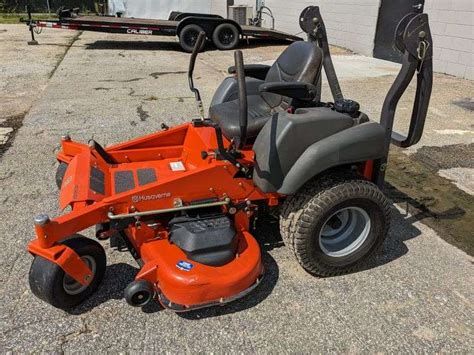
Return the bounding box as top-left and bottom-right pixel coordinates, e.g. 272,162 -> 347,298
209,41 -> 323,140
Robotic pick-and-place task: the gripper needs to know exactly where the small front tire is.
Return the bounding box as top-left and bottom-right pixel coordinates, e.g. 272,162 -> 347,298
29,235 -> 106,310
124,280 -> 155,307
280,172 -> 391,277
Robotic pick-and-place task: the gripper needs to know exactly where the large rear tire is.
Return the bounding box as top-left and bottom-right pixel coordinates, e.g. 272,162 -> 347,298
280,172 -> 391,276
212,23 -> 240,50
29,235 -> 106,310
179,24 -> 206,53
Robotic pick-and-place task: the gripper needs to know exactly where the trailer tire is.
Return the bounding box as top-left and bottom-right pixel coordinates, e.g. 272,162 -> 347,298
29,235 -> 106,310
212,23 -> 240,50
280,172 -> 391,277
179,24 -> 206,53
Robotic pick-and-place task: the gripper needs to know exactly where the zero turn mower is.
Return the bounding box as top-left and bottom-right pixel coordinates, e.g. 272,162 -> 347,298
28,6 -> 433,311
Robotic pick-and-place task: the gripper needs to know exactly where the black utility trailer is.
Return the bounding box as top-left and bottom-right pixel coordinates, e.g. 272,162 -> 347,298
22,8 -> 302,52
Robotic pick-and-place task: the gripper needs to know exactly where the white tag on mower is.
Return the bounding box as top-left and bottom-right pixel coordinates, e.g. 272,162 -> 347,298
169,161 -> 186,172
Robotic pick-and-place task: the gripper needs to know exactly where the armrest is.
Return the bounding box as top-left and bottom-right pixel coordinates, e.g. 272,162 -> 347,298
259,82 -> 318,101
228,64 -> 271,80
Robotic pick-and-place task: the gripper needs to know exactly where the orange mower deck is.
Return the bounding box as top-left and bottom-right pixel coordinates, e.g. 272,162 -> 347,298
29,122 -> 271,310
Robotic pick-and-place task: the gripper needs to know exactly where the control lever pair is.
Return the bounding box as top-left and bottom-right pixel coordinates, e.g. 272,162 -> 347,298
188,32 -> 248,150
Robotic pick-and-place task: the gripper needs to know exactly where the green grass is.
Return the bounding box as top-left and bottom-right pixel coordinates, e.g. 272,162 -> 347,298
0,12 -> 56,24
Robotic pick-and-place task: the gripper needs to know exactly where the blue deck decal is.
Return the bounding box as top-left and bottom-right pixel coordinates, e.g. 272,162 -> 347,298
176,260 -> 193,272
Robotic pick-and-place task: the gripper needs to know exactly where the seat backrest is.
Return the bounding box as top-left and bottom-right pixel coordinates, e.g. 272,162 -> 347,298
262,41 -> 323,109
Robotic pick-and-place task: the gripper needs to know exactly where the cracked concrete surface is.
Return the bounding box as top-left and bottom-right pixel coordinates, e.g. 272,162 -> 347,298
0,23 -> 79,157
439,168 -> 474,195
0,25 -> 472,352
0,127 -> 13,145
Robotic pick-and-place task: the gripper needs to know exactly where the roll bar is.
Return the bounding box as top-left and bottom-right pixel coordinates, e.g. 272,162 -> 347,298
374,13 -> 433,186
188,31 -> 207,119
299,6 -> 343,102
388,13 -> 433,148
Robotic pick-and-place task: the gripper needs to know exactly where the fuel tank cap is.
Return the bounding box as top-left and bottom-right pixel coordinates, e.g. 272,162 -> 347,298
334,99 -> 360,117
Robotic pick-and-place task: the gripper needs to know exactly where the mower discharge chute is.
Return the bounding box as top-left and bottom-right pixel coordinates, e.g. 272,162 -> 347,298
28,6 -> 433,311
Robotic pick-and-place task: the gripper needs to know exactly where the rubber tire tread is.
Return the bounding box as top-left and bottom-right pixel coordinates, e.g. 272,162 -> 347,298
279,171 -> 391,277
179,24 -> 206,53
29,236 -> 106,310
212,23 -> 240,50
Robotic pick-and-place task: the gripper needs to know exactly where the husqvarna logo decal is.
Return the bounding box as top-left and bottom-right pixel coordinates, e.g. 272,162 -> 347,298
132,192 -> 171,203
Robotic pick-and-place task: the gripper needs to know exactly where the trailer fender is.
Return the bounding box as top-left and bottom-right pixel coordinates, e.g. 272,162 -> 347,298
171,12 -> 224,21
177,17 -> 242,38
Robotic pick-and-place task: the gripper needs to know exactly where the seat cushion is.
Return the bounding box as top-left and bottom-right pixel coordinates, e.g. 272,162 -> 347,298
209,95 -> 274,140
209,41 -> 323,141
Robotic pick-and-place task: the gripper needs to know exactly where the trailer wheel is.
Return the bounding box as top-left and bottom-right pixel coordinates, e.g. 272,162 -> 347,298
179,24 -> 206,52
29,235 -> 106,310
280,172 -> 391,277
212,23 -> 240,50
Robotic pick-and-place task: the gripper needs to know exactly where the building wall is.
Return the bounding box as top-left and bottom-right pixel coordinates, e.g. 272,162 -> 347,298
226,0 -> 380,56
210,0 -> 228,18
212,0 -> 473,79
424,0 -> 473,80
272,0 -> 378,56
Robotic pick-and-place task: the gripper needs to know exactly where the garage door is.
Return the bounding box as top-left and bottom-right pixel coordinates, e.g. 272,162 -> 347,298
373,0 -> 425,63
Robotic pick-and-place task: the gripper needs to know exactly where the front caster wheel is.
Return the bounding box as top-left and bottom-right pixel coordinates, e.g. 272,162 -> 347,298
280,172 -> 391,277
124,280 -> 155,307
29,235 -> 106,310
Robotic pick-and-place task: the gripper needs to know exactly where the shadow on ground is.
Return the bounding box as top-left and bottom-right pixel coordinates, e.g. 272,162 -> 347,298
67,262 -> 139,315
84,38 -> 290,52
67,199 -> 426,318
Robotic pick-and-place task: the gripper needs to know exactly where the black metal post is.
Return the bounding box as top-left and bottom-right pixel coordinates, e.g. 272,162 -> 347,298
27,3 -> 39,45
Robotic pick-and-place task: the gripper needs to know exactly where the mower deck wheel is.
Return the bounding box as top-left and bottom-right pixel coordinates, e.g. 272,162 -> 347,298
280,171 -> 391,277
124,279 -> 155,307
29,235 -> 106,310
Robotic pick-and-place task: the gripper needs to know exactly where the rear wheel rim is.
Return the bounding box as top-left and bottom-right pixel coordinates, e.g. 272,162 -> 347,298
218,28 -> 235,45
63,255 -> 96,295
319,207 -> 371,257
184,29 -> 199,47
